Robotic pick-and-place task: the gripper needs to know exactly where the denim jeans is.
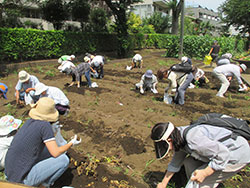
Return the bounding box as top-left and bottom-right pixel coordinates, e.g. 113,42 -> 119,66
85,69 -> 92,87
175,73 -> 194,105
23,154 -> 69,187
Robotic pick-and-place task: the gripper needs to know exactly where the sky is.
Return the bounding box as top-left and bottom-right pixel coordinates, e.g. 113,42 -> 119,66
186,0 -> 226,12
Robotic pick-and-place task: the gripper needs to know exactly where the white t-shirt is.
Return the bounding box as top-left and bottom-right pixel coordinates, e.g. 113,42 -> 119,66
133,54 -> 142,62
58,61 -> 75,72
90,55 -> 104,67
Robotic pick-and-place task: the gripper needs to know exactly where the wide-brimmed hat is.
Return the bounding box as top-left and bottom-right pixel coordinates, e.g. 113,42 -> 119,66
70,55 -> 75,60
0,115 -> 22,135
151,122 -> 175,159
19,70 -> 30,83
35,83 -> 49,95
239,64 -> 247,72
145,70 -> 153,78
29,97 -> 59,122
84,56 -> 90,62
0,83 -> 8,99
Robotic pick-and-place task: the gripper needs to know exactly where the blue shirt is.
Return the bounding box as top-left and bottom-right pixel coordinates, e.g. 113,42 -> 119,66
15,75 -> 40,92
5,119 -> 55,183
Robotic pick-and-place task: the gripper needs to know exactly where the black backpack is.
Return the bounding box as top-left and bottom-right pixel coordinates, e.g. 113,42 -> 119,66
183,113 -> 250,142
170,61 -> 193,73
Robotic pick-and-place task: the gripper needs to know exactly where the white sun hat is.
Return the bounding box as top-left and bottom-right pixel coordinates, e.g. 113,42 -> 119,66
35,83 -> 49,95
18,70 -> 30,83
0,115 -> 22,136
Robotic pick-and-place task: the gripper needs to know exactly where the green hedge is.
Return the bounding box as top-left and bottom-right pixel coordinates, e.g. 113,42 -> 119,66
0,28 -> 245,63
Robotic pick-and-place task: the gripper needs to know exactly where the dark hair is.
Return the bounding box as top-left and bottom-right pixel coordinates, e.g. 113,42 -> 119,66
151,123 -> 186,152
169,128 -> 186,151
157,68 -> 168,80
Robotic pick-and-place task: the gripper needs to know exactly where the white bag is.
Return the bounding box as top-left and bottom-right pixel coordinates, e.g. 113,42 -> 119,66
91,82 -> 98,88
151,88 -> 158,94
163,92 -> 173,104
126,66 -> 132,70
185,180 -> 199,188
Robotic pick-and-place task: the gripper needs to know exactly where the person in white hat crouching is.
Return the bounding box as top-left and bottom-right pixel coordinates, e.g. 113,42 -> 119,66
151,120 -> 250,188
4,97 -> 81,187
35,82 -> 70,115
0,115 -> 22,170
212,63 -> 248,97
15,70 -> 40,105
135,70 -> 158,94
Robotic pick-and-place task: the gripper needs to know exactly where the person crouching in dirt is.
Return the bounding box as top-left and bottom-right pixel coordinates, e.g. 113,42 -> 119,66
15,70 -> 40,105
216,53 -> 232,66
0,83 -> 8,99
135,70 -> 158,94
189,67 -> 209,88
4,97 -> 81,187
65,61 -> 93,88
212,63 -> 248,98
84,55 -> 105,79
132,54 -> 143,69
151,121 -> 250,188
35,82 -> 70,115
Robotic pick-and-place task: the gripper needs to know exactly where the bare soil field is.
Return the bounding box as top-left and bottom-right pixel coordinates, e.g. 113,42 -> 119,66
0,49 -> 249,188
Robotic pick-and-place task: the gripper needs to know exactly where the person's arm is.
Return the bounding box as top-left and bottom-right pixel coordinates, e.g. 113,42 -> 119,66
209,47 -> 213,55
25,88 -> 35,93
157,171 -> 175,188
15,90 -> 20,104
90,66 -> 96,73
140,60 -> 143,68
191,166 -> 215,184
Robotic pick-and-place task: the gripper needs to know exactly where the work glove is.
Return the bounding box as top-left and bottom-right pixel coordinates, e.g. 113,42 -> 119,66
69,135 -> 81,146
140,88 -> 144,94
239,84 -> 248,92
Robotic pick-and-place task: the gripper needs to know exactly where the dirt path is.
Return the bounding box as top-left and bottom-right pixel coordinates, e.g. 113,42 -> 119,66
0,49 -> 249,188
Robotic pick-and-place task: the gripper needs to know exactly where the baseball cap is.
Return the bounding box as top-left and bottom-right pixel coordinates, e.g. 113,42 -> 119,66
239,64 -> 247,72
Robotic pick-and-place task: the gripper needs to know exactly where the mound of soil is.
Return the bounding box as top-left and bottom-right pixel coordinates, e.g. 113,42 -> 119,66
0,49 -> 249,188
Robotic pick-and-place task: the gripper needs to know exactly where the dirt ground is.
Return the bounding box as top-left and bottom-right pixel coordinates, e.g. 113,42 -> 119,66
0,49 -> 250,188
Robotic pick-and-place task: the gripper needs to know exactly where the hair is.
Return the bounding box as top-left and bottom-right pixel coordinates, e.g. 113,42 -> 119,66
157,68 -> 168,80
151,123 -> 186,152
169,128 -> 186,152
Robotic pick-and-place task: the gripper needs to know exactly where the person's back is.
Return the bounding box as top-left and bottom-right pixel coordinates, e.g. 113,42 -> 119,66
46,86 -> 69,106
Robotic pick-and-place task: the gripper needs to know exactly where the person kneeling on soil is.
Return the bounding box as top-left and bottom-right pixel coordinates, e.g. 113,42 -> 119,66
189,67 -> 209,88
0,83 -> 8,99
151,120 -> 250,188
66,62 -> 93,88
0,115 -> 22,170
84,56 -> 100,78
4,97 -> 81,187
136,70 -> 158,94
89,55 -> 105,79
212,63 -> 248,98
15,70 -> 40,105
130,54 -> 143,70
35,82 -> 70,115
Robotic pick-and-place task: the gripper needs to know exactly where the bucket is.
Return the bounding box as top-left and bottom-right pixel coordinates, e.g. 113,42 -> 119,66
203,55 -> 212,65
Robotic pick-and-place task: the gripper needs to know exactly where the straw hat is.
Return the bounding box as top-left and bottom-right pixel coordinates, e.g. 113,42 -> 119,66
35,83 -> 49,95
0,115 -> 22,135
29,97 -> 59,122
19,70 -> 30,83
181,56 -> 188,63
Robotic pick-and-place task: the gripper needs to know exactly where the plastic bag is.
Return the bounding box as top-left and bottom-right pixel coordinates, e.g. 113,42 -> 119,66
91,82 -> 98,88
163,92 -> 173,104
203,55 -> 212,65
126,66 -> 132,70
185,180 -> 199,188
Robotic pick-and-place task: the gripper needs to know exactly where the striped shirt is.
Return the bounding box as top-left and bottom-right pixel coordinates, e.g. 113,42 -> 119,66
72,62 -> 90,82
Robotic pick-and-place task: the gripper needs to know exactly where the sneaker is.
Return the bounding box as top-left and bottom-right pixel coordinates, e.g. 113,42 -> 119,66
64,109 -> 70,116
216,94 -> 224,98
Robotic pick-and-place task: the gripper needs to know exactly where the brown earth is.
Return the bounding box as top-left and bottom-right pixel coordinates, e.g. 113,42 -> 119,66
0,49 -> 250,188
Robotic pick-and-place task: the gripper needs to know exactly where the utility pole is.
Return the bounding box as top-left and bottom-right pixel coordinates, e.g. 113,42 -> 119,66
179,0 -> 185,58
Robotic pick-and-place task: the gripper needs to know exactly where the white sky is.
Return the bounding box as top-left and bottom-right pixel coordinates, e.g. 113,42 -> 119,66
186,0 -> 226,12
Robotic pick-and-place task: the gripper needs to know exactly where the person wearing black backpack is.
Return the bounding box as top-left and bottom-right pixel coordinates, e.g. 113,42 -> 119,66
151,115 -> 250,188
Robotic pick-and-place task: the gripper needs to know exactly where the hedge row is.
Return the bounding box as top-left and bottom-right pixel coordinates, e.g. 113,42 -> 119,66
0,28 -> 245,63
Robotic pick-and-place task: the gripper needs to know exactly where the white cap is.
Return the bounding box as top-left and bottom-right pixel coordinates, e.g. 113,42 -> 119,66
18,70 -> 30,83
239,64 -> 247,72
35,83 -> 49,95
181,56 -> 188,62
70,55 -> 75,59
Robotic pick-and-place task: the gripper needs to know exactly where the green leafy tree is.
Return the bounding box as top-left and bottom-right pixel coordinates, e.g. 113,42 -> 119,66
103,0 -> 142,57
69,0 -> 90,31
41,0 -> 68,30
89,7 -> 108,32
143,12 -> 171,33
219,0 -> 250,49
127,12 -> 142,34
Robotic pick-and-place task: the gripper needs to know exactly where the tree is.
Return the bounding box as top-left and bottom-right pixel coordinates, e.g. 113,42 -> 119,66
89,7 -> 108,32
143,12 -> 171,34
166,0 -> 184,35
219,0 -> 250,49
41,0 -> 68,30
69,0 -> 90,31
127,12 -> 142,34
103,0 -> 142,57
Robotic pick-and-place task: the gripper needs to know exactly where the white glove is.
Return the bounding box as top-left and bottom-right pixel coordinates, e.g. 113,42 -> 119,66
239,84 -> 248,91
140,88 -> 144,94
69,135 -> 81,146
151,88 -> 158,94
